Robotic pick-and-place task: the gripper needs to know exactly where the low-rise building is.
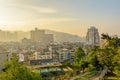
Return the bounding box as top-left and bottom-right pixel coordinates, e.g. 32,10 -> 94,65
19,53 -> 29,62
34,52 -> 52,60
19,51 -> 32,62
57,49 -> 75,64
69,50 -> 75,64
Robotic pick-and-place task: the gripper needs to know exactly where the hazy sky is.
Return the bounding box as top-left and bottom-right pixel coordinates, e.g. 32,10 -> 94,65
0,0 -> 120,36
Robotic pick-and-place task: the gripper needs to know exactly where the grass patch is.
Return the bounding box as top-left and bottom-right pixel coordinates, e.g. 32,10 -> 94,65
75,71 -> 98,80
83,71 -> 97,78
75,78 -> 84,80
75,77 -> 86,80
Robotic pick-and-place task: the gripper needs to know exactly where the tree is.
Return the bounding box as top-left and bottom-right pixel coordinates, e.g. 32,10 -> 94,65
75,47 -> 85,64
98,48 -> 115,72
113,47 -> 120,76
87,46 -> 103,70
101,33 -> 111,41
87,34 -> 120,74
0,55 -> 42,80
98,34 -> 120,73
101,33 -> 120,48
80,59 -> 89,73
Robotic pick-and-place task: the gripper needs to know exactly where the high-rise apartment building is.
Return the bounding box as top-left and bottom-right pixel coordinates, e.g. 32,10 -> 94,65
30,28 -> 54,44
31,28 -> 45,42
86,26 -> 100,45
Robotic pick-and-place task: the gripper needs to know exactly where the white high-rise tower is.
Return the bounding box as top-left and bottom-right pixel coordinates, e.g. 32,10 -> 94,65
86,26 -> 100,45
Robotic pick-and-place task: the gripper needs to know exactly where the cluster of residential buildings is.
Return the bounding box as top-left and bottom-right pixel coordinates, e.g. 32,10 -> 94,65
19,43 -> 76,66
0,26 -> 102,68
18,26 -> 101,67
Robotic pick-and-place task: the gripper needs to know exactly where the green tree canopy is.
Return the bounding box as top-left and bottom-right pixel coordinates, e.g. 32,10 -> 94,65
87,34 -> 120,73
75,47 -> 85,64
0,56 -> 42,80
87,46 -> 103,70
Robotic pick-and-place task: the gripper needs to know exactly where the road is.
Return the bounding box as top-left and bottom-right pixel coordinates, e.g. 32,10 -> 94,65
69,68 -> 107,80
93,68 -> 107,80
70,71 -> 95,80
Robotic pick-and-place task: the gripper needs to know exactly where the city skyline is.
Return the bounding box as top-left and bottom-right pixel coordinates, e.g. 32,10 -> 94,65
0,0 -> 120,36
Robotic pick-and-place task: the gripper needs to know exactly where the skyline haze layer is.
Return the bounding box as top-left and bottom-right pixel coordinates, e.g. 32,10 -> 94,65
0,0 -> 120,36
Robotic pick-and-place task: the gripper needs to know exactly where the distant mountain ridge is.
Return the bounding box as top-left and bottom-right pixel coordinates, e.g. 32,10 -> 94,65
45,29 -> 83,42
18,29 -> 84,42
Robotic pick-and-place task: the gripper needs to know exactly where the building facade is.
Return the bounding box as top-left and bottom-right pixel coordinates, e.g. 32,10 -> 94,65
57,49 -> 75,64
30,28 -> 54,44
34,52 -> 52,60
30,28 -> 45,42
86,26 -> 100,45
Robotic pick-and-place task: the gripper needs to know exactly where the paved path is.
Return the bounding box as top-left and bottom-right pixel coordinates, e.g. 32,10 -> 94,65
70,71 -> 95,80
69,68 -> 107,80
93,68 -> 107,80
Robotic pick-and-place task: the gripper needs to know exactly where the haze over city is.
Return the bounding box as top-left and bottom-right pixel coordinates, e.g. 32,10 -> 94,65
0,0 -> 120,36
1,0 -> 120,80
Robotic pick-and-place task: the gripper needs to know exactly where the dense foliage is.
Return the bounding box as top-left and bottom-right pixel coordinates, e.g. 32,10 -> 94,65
0,56 -> 42,80
74,47 -> 90,72
75,47 -> 85,64
87,33 -> 120,76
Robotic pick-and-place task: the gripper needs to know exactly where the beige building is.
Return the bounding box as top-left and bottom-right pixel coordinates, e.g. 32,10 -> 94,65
34,52 -> 52,60
31,28 -> 45,42
30,28 -> 54,44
